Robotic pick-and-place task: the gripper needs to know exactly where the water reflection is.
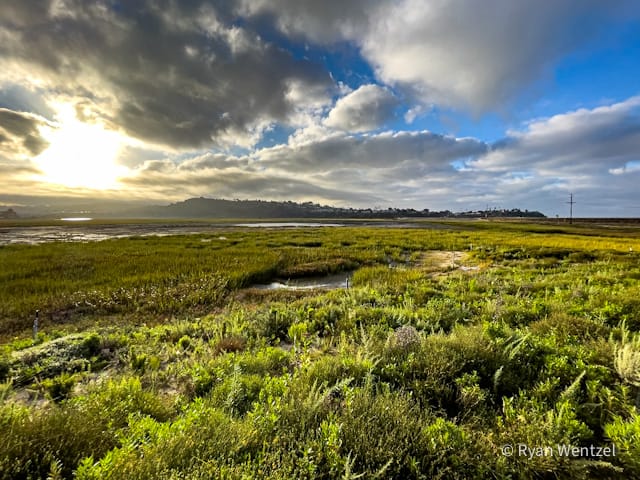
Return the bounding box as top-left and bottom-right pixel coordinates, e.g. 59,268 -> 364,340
251,271 -> 353,290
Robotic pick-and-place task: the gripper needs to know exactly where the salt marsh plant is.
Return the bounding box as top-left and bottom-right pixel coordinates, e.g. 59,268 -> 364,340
613,324 -> 640,387
0,222 -> 639,478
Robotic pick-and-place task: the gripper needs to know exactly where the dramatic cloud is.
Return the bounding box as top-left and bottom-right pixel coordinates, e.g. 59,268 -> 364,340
0,108 -> 50,159
360,0 -> 633,111
178,153 -> 251,172
260,129 -> 487,175
324,85 -> 399,133
0,1 -> 638,216
0,0 -> 334,149
244,0 -> 639,112
98,127 -> 487,206
236,0 -> 386,44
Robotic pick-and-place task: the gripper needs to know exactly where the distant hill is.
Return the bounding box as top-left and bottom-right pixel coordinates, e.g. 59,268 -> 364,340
126,197 -> 546,219
1,197 -> 546,219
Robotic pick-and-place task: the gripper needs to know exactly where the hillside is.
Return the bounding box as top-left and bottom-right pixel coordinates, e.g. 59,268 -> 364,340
130,197 -> 546,219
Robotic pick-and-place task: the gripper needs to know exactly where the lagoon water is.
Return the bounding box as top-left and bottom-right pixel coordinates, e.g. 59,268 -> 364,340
0,222 -> 347,245
0,220 -> 457,245
251,271 -> 352,290
0,224 -> 220,245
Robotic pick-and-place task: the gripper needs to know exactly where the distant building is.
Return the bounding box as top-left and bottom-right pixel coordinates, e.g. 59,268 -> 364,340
0,208 -> 18,219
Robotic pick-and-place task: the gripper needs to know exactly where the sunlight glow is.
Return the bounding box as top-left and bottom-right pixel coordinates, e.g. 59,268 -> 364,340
34,104 -> 126,190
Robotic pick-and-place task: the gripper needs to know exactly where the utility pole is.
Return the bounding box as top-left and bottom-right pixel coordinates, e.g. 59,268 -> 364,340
567,193 -> 575,224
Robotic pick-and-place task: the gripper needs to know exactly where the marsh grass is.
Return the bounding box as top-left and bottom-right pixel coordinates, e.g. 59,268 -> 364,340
1,223 -> 639,478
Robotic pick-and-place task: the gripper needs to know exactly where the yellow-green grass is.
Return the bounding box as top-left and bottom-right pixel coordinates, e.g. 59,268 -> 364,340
2,225 -> 638,337
1,222 -> 640,479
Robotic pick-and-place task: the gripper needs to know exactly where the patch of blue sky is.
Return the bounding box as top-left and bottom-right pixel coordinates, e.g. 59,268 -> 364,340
509,171 -> 534,180
254,124 -> 295,150
237,15 -> 376,92
515,18 -> 640,122
210,10 -> 640,157
449,160 -> 467,171
396,16 -> 640,144
408,108 -> 507,144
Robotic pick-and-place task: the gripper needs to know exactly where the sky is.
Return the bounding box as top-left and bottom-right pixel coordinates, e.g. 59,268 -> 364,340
1,1 -> 640,217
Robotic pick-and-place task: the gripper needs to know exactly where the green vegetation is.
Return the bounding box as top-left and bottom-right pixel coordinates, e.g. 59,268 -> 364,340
1,223 -> 640,479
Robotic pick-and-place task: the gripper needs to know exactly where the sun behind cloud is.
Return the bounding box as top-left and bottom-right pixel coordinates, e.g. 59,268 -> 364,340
33,104 -> 126,190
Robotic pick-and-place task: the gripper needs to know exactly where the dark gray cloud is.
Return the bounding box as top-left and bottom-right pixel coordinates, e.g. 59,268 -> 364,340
178,153 -> 251,171
107,124 -> 489,206
237,0 -> 386,44
0,108 -> 50,158
259,129 -> 488,174
108,128 -> 488,207
0,0 -> 334,149
0,109 -> 44,140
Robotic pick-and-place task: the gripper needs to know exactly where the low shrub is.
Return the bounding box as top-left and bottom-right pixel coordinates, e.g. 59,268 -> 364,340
604,412 -> 640,476
40,372 -> 77,402
213,335 -> 246,355
0,377 -> 173,480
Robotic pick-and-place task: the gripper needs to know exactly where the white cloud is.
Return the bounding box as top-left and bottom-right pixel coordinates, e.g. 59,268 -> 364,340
6,94 -> 639,216
287,123 -> 339,147
474,96 -> 640,175
361,0 -> 600,110
242,0 -> 639,112
285,78 -> 335,129
463,96 -> 640,215
324,84 -> 399,132
2,1 -> 639,216
610,162 -> 640,175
